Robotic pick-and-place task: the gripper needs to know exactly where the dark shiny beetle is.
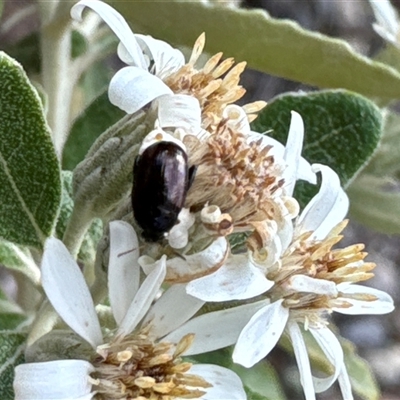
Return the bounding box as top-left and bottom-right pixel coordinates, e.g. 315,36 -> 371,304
132,141 -> 196,242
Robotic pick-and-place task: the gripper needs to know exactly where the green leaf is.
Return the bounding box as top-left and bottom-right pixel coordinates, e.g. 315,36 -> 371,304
0,52 -> 61,248
57,171 -> 103,263
232,362 -> 286,400
251,90 -> 382,186
0,288 -> 23,315
0,240 -> 40,284
340,336 -> 380,400
347,111 -> 400,234
362,110 -> 400,179
0,331 -> 27,400
63,91 -> 125,170
0,314 -> 27,331
111,0 -> 400,100
347,174 -> 400,234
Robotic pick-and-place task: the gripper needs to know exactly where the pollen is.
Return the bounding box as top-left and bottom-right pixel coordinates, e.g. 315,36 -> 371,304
267,220 -> 376,321
185,120 -> 285,231
92,333 -> 210,399
164,33 -> 265,131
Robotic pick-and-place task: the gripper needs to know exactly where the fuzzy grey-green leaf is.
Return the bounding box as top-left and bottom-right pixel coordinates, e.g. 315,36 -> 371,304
0,331 -> 26,400
57,171 -> 103,264
251,90 -> 382,186
110,0 -> 400,99
0,52 -> 61,248
63,91 -> 124,170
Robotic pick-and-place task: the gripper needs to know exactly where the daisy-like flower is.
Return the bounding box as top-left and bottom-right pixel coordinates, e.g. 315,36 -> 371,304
14,221 -> 248,400
368,0 -> 400,47
209,164 -> 394,400
71,0 -> 202,132
71,0 -> 266,132
140,110 -> 310,292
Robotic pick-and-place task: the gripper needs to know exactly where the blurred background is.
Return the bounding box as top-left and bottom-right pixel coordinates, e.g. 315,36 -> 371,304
0,1 -> 399,399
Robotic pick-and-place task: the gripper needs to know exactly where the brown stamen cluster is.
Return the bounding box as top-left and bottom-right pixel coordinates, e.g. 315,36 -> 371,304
164,33 -> 265,131
91,333 -> 210,399
185,120 -> 285,229
268,221 -> 376,316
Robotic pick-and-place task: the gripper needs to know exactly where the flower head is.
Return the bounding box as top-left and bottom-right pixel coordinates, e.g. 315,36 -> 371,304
14,221 -> 246,400
229,165 -> 394,400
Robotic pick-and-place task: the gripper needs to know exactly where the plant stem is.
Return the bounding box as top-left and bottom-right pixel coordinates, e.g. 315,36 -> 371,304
40,15 -> 74,158
62,205 -> 93,258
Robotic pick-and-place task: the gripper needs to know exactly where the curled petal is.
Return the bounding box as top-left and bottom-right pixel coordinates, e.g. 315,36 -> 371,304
283,111 -> 305,196
190,364 -> 246,400
139,237 -> 229,283
233,300 -> 288,367
14,360 -> 94,400
116,256 -> 166,339
334,283 -> 395,315
223,104 -> 251,133
156,94 -> 201,131
108,221 -> 140,325
163,300 -> 269,355
338,365 -> 354,400
186,254 -> 273,301
71,0 -> 147,69
309,327 -> 344,393
298,164 -> 348,239
108,66 -> 172,114
168,208 -> 195,249
142,284 -> 204,339
135,34 -> 185,78
41,238 -> 102,349
288,321 -> 316,400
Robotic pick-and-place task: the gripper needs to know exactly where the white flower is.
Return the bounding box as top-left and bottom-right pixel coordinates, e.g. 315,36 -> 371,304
71,0 -> 201,131
14,221 -> 247,400
228,165 -> 394,400
182,111 -> 315,301
368,0 -> 400,47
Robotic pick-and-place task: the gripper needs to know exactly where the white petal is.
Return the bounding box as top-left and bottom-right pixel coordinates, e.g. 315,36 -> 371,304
189,364 -> 246,400
309,327 -> 344,392
283,111 -> 304,196
369,0 -> 399,36
71,0 -> 147,69
142,284 -> 205,339
138,127 -> 186,155
140,237 -> 228,283
338,365 -> 354,400
223,105 -> 251,133
186,254 -> 273,301
373,23 -> 399,46
14,360 -> 94,400
108,221 -> 140,325
156,94 -> 201,131
334,283 -> 395,315
233,300 -> 288,367
108,66 -> 172,114
298,164 -> 348,239
288,275 -> 338,296
41,238 -> 102,348
135,34 -> 185,78
288,322 -> 316,400
116,256 -> 166,338
163,300 -> 269,355
168,208 -> 195,249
